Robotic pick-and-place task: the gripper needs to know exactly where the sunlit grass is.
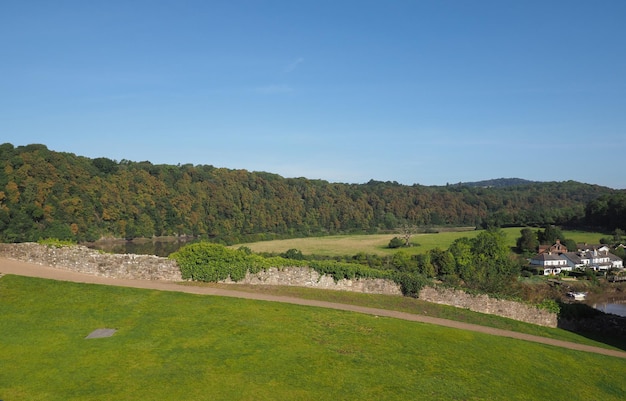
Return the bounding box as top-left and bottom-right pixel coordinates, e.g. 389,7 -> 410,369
233,228 -> 607,256
1,275 -> 624,400
179,281 -> 626,350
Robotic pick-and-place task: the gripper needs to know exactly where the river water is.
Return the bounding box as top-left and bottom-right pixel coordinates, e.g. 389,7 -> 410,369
591,301 -> 626,317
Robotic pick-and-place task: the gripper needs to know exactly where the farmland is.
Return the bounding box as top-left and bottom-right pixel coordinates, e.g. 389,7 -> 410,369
233,227 -> 606,257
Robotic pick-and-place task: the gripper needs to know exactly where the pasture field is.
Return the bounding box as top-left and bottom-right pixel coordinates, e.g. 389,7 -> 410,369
233,228 -> 606,256
1,275 -> 624,401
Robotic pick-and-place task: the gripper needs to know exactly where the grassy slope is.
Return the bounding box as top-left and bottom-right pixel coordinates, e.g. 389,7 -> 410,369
183,281 -> 626,351
1,275 -> 624,401
233,228 -> 606,256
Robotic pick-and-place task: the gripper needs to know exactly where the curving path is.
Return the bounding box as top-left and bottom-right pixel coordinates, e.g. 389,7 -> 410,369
1,257 -> 626,359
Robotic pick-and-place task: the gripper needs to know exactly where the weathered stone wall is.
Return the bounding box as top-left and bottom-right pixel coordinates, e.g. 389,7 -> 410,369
419,286 -> 558,327
0,243 -> 557,326
220,266 -> 403,295
0,243 -> 182,281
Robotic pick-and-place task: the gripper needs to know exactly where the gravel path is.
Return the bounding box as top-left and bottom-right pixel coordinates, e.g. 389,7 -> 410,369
2,257 -> 625,359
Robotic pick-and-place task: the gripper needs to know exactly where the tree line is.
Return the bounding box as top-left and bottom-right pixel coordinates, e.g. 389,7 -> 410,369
0,143 -> 623,243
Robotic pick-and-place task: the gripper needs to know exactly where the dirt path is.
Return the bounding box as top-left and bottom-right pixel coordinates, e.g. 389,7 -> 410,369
2,257 -> 626,359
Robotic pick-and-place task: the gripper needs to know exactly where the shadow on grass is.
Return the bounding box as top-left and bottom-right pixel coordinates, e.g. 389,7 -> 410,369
557,302 -> 626,351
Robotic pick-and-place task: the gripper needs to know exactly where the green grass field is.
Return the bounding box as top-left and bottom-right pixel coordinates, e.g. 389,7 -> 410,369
233,228 -> 607,257
1,275 -> 624,400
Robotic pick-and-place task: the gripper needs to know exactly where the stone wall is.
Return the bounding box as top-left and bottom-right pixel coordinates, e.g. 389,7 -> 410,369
419,286 -> 558,327
220,266 -> 403,295
0,242 -> 182,281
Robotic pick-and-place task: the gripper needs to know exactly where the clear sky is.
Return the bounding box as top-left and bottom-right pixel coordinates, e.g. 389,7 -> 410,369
2,1 -> 625,188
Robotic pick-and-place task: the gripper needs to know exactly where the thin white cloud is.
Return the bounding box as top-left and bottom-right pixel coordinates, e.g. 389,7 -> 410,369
284,57 -> 304,73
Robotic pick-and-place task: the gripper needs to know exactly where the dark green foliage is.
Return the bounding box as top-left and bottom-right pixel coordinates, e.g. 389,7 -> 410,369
429,248 -> 456,276
393,272 -> 429,297
442,229 -> 521,295
92,157 -> 118,174
170,242 -> 281,282
613,246 -> 625,260
561,238 -> 577,253
585,193 -> 626,231
308,259 -> 395,282
538,225 -> 565,245
516,228 -> 539,254
415,253 -> 436,277
613,228 -> 625,244
388,237 -> 405,248
281,248 -> 304,260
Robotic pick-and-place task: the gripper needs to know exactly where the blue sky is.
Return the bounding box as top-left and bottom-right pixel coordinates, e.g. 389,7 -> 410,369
2,1 -> 625,188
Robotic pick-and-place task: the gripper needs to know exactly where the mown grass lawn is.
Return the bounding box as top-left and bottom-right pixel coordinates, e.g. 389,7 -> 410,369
233,228 -> 607,257
187,281 -> 626,351
1,275 -> 624,400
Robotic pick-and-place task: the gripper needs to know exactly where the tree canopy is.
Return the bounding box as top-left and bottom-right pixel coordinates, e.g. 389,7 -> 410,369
0,143 -> 622,243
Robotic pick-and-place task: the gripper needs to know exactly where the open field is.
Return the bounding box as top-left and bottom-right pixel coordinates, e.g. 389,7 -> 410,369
233,228 -> 607,256
1,275 -> 625,400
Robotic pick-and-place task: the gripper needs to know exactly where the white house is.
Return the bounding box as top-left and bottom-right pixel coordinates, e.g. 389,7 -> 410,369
608,253 -> 624,269
530,252 -> 569,275
531,242 -> 623,275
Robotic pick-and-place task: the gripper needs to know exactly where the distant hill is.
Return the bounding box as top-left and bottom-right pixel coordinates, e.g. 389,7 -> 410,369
0,143 -> 622,243
452,178 -> 538,188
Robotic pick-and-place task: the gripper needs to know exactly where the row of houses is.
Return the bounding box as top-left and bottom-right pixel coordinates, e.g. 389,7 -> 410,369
530,240 -> 624,276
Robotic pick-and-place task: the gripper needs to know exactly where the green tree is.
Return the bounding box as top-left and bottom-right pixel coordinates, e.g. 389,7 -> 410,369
613,228 -> 625,244
429,248 -> 456,277
415,253 -> 436,278
516,228 -> 539,254
561,238 -> 578,253
538,225 -> 564,244
469,229 -> 519,293
449,236 -> 475,283
391,250 -> 414,272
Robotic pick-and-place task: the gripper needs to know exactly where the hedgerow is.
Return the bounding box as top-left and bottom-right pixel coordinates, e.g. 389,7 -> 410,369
170,242 -> 429,295
169,242 -> 295,282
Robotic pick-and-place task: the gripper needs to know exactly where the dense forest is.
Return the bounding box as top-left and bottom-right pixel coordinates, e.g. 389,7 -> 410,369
1,143 -> 624,244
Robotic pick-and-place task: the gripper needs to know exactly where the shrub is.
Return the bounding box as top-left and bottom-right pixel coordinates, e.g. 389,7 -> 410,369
536,299 -> 560,314
171,242 -> 310,281
281,248 -> 304,260
388,237 -> 404,249
393,272 -> 429,297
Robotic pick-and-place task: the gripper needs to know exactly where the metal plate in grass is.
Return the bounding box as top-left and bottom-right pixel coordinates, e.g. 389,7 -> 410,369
85,328 -> 117,339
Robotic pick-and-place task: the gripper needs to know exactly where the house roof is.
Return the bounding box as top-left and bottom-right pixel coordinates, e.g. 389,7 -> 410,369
562,252 -> 582,264
531,253 -> 564,262
539,240 -> 568,254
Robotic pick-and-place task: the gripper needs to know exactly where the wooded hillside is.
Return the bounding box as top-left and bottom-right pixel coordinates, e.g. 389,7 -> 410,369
0,143 -> 622,243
